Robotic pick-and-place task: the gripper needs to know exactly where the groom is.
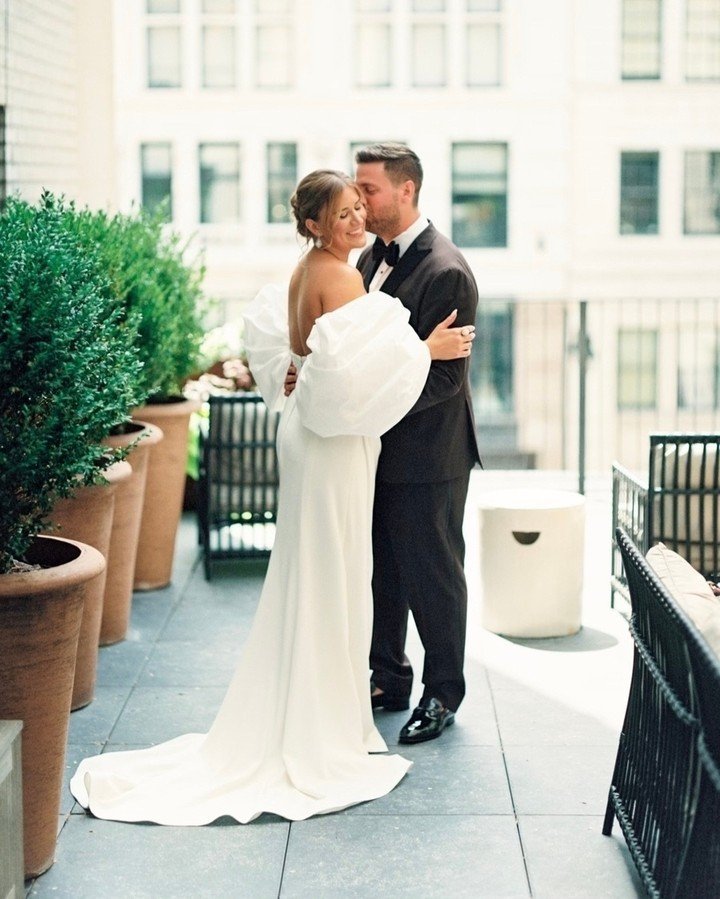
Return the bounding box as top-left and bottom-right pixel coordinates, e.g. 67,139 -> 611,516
354,143 -> 481,744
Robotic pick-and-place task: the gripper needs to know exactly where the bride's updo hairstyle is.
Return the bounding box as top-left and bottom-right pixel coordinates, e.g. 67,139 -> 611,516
290,169 -> 359,248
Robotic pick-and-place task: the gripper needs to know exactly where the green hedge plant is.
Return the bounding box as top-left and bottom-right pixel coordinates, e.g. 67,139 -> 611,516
64,206 -> 207,402
0,193 -> 144,573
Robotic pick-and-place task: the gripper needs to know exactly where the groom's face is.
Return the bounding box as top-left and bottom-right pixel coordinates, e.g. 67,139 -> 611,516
355,162 -> 402,241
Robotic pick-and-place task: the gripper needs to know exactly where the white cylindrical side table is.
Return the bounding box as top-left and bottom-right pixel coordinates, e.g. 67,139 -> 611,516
478,489 -> 585,637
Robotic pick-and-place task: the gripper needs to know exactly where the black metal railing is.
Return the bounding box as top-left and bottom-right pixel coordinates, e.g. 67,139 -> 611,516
472,297 -> 720,491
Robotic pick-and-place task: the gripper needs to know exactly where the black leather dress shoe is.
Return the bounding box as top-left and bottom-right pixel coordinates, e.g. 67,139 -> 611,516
370,687 -> 410,712
398,697 -> 455,744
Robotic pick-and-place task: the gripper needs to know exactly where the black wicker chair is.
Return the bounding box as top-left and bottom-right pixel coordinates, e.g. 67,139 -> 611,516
611,434 -> 720,611
674,600 -> 720,896
197,393 -> 281,579
604,528 -> 720,898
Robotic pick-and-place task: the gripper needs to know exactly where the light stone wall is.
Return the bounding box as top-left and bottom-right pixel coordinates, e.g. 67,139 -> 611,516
1,0 -> 115,207
3,0 -> 79,200
75,0 -> 116,210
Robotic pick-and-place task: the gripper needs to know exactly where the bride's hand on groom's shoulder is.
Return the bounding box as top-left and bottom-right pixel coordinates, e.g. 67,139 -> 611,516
425,310 -> 475,361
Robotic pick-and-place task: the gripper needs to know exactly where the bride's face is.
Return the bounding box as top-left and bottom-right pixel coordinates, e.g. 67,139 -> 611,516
326,186 -> 367,254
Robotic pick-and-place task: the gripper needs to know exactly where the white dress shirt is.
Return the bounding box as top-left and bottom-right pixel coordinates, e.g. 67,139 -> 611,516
368,216 -> 430,293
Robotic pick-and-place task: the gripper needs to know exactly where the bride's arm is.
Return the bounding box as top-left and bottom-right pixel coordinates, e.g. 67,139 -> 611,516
425,309 -> 475,360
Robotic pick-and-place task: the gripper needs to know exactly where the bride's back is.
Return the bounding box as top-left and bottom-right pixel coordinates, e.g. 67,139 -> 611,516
289,249 -> 365,356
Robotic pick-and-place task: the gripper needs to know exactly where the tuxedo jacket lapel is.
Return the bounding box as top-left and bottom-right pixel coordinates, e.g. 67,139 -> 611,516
357,248 -> 377,291
358,224 -> 436,295
380,224 -> 435,298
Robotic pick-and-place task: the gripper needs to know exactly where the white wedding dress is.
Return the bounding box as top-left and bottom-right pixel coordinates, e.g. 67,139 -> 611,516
70,288 -> 431,824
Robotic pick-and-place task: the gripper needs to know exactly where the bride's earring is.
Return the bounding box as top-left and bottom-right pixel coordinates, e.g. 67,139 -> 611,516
314,235 -> 325,249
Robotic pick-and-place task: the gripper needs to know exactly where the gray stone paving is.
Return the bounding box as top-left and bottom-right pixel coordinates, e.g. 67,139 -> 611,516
26,471 -> 644,898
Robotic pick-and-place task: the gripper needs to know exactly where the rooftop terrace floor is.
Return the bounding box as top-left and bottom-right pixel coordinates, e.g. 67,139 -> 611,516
27,470 -> 644,898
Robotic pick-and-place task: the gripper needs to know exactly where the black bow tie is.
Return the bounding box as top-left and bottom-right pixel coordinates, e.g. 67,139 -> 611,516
371,238 -> 400,267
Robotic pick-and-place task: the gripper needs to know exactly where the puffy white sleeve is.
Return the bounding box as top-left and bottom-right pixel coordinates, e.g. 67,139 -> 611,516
241,284 -> 291,412
296,291 -> 431,438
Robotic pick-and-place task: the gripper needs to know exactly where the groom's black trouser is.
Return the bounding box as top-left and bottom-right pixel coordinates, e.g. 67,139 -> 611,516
370,472 -> 470,713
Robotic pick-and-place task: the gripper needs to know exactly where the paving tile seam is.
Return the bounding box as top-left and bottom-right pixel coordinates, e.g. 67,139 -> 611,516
105,555 -> 202,723
136,681 -> 238,688
485,665 -> 534,898
104,686 -> 138,744
516,812 -> 615,818
337,812 -> 524,817
277,821 -> 292,899
146,546 -> 203,646
498,742 -> 620,748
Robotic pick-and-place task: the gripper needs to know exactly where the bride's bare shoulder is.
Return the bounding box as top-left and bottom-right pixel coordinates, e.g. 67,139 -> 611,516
318,257 -> 365,314
295,250 -> 365,314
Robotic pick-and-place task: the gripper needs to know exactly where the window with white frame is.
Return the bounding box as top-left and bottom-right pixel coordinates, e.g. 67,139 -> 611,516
255,0 -> 290,10
147,0 -> 180,12
470,302 -> 514,419
147,26 -> 182,87
201,0 -> 236,88
355,0 -> 392,87
349,139 -> 407,171
255,0 -> 293,87
621,0 -> 662,80
677,327 -> 720,410
466,0 -> 502,86
202,26 -> 236,87
141,143 -> 173,219
617,328 -> 658,410
620,151 -> 659,235
146,0 -> 297,91
411,1 -> 447,87
267,142 -> 297,223
353,0 -> 502,88
452,142 -> 508,248
685,150 -> 720,234
146,0 -> 182,88
199,143 -> 240,223
202,0 -> 234,11
685,0 -> 720,81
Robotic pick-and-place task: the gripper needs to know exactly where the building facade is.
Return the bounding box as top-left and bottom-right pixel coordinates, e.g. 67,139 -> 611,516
110,0 -> 720,471
3,0 -> 719,472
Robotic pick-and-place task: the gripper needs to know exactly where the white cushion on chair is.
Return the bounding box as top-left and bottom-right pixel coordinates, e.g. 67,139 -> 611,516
652,442 -> 720,573
646,542 -> 720,658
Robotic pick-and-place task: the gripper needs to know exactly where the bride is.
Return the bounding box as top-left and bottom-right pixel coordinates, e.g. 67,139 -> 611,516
70,170 -> 474,824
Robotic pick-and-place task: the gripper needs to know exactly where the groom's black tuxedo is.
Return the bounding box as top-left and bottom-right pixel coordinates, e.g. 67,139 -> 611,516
358,222 -> 481,713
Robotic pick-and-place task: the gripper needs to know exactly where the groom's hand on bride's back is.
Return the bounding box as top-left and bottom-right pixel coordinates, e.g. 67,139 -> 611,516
284,362 -> 298,396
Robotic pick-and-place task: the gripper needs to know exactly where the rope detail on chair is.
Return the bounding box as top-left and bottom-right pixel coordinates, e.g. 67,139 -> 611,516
698,732 -> 720,793
606,787 -> 661,899
628,615 -> 699,729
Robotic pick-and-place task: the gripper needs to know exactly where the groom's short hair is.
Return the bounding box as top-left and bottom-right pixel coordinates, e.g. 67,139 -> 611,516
355,142 -> 423,205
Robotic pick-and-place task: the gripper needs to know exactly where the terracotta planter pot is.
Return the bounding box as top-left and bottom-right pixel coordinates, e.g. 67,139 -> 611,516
132,397 -> 201,590
0,536 -> 105,878
45,461 -> 132,709
100,422 -> 163,645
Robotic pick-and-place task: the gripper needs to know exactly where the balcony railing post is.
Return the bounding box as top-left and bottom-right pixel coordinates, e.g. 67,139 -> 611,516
578,300 -> 589,495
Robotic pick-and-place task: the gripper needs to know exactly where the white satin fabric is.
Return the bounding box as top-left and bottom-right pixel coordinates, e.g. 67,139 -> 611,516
70,287 -> 429,824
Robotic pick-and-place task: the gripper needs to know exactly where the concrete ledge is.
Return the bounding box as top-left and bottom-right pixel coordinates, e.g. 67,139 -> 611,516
0,721 -> 23,898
